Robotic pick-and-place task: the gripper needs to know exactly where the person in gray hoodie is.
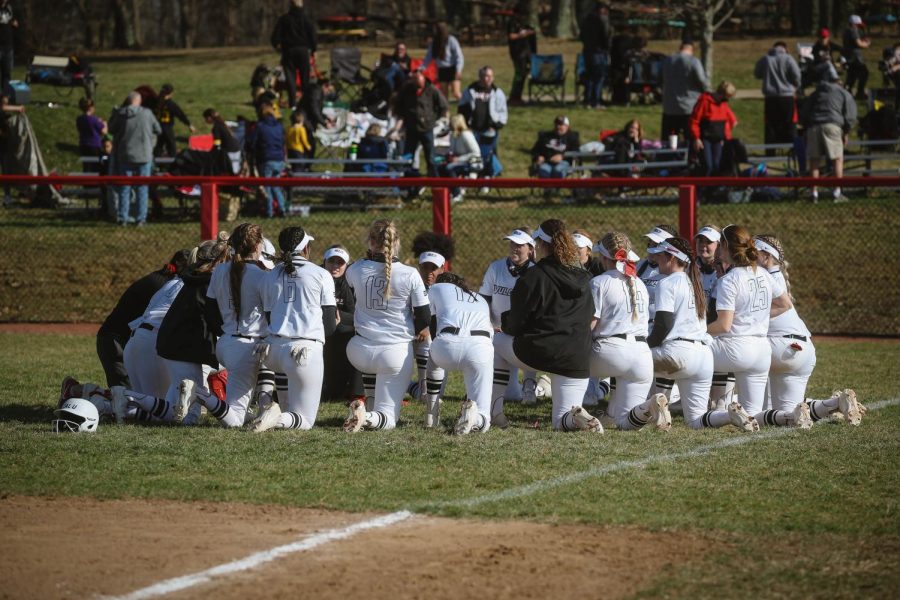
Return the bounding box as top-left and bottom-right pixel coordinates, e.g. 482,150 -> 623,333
108,91 -> 162,226
755,42 -> 802,152
800,64 -> 857,203
660,41 -> 709,145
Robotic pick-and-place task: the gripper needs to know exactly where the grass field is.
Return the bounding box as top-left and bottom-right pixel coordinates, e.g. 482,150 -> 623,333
0,332 -> 898,597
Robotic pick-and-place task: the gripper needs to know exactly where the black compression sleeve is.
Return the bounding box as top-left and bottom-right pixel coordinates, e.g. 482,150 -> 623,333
429,315 -> 437,339
647,310 -> 674,348
413,304 -> 432,333
322,306 -> 337,337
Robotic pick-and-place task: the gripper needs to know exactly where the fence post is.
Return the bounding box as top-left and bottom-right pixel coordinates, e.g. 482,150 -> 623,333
432,186 -> 451,236
678,185 -> 696,240
200,183 -> 219,240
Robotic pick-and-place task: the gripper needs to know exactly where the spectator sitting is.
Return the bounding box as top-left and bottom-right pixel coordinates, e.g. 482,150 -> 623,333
76,97 -> 107,169
422,21 -> 465,101
251,63 -> 275,104
247,101 -> 287,218
98,134 -> 114,219
458,65 -> 508,178
153,83 -> 196,158
531,115 -> 580,179
442,114 -> 483,203
690,81 -> 738,176
602,119 -> 661,176
356,124 -> 390,173
884,42 -> 900,109
375,42 -> 412,94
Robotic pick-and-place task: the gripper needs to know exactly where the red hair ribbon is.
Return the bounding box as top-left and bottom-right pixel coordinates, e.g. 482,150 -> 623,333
615,249 -> 637,278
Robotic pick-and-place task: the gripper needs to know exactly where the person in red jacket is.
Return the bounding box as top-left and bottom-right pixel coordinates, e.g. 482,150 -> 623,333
690,81 -> 738,176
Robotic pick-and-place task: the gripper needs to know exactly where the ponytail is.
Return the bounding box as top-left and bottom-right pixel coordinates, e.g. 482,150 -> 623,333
537,219 -> 580,268
722,224 -> 758,270
667,237 -> 705,321
228,223 -> 263,318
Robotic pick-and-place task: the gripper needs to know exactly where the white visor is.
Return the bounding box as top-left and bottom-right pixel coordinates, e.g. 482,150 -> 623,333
532,227 -> 553,244
504,229 -> 534,246
324,247 -> 350,263
647,240 -> 689,263
260,238 -> 276,269
694,226 -> 721,242
418,251 -> 446,268
644,227 -> 674,244
754,239 -> 780,260
572,233 -> 593,249
292,232 -> 315,254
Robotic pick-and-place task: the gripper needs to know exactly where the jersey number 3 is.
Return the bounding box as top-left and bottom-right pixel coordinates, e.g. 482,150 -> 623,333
365,276 -> 388,310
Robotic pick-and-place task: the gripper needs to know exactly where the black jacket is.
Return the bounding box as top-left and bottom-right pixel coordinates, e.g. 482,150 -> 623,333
271,6 -> 317,54
501,256 -> 593,378
396,79 -> 448,133
156,269 -> 221,368
531,129 -> 581,162
98,267 -> 174,339
332,273 -> 356,335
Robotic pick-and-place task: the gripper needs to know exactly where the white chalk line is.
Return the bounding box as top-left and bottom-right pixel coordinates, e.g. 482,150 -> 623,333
103,398 -> 898,599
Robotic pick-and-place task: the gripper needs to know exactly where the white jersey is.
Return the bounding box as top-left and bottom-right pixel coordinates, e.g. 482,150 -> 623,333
346,259 -> 430,344
261,259 -> 336,342
590,270 -> 650,338
655,272 -> 707,342
207,262 -> 269,337
766,268 -> 811,338
636,259 -> 666,322
130,277 -> 184,330
479,258 -> 527,327
715,266 -> 786,337
428,282 -> 493,337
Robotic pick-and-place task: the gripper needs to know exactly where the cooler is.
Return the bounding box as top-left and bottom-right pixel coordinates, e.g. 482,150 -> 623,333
8,80 -> 30,105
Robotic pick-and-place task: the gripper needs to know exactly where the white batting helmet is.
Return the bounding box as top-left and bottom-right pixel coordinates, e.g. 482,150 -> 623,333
52,398 -> 99,433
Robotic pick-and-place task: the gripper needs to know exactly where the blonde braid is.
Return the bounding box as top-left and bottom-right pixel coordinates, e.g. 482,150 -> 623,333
601,231 -> 638,322
382,224 -> 395,299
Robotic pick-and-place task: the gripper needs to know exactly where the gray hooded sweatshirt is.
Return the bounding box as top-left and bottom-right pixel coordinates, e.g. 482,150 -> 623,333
109,104 -> 162,164
800,81 -> 857,131
754,47 -> 802,97
661,52 -> 709,116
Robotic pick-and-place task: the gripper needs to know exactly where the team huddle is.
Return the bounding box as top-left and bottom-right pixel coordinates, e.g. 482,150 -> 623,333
52,217 -> 864,436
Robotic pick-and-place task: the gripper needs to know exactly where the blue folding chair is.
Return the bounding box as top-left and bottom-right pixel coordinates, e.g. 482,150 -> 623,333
528,54 -> 567,104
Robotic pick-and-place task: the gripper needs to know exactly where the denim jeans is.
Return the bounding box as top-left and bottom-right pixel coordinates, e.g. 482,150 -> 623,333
585,52 -> 609,107
703,141 -> 724,176
404,129 -> 436,176
473,130 -> 500,177
116,161 -> 152,224
261,160 -> 286,217
538,160 -> 571,179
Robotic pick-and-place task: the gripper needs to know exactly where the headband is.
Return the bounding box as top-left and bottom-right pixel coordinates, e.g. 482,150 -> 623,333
532,226 -> 553,244
754,239 -> 780,260
648,240 -> 690,263
572,233 -> 593,249
292,231 -> 315,254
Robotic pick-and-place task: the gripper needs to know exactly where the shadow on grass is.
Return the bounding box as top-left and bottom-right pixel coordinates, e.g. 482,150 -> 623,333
1,404 -> 55,424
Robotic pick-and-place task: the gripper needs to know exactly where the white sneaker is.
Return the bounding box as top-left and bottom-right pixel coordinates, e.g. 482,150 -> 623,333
837,389 -> 861,426
253,401 -> 282,432
789,401 -> 813,429
343,399 -> 367,433
647,393 -> 672,432
522,378 -> 538,406
491,412 -> 509,429
535,374 -> 551,398
110,386 -> 128,425
728,402 -> 759,432
451,193 -> 465,204
175,379 -> 196,422
454,399 -> 479,435
569,406 -> 604,433
424,395 -> 442,428
479,186 -> 490,195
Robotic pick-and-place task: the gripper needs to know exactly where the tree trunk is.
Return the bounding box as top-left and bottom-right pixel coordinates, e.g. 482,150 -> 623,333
700,7 -> 715,82
131,0 -> 143,48
110,0 -> 135,48
550,0 -> 575,38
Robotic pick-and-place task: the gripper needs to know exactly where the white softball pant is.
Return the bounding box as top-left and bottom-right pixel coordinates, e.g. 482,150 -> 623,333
710,335 -> 772,415
428,335 -> 493,431
767,336 -> 816,412
123,327 -> 169,399
214,334 -> 263,428
162,359 -> 210,422
494,333 -> 588,431
652,340 -> 714,429
264,337 -> 324,430
590,336 -> 654,430
346,336 -> 414,430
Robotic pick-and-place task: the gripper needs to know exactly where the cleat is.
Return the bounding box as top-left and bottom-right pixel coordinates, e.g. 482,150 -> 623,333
535,374 -> 552,398
343,399 -> 366,433
789,401 -> 813,429
175,379 -> 196,422
59,376 -> 80,408
454,399 -> 479,435
110,386 -> 128,425
647,393 -> 672,432
522,378 -> 538,406
838,389 -> 861,426
570,405 -> 604,433
491,412 -> 509,430
728,402 -> 759,432
253,401 -> 282,432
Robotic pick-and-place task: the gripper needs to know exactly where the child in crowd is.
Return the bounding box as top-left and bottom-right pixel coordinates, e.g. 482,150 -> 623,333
75,97 -> 107,167
154,83 -> 196,158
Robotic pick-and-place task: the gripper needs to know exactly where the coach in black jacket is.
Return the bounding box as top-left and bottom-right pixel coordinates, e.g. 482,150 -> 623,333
271,0 -> 317,109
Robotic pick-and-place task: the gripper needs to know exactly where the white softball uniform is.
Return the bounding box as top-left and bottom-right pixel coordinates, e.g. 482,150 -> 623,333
123,277 -> 183,398
480,257 -> 537,400
766,268 -> 815,412
207,262 -> 270,427
651,272 -> 713,429
590,270 -> 653,430
710,266 -> 786,414
636,259 -> 665,323
426,283 -> 494,430
346,259 -> 429,430
259,259 -> 336,429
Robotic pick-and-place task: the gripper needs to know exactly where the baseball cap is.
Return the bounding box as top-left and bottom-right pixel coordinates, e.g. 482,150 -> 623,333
554,115 -> 570,126
504,229 -> 534,246
292,231 -> 315,254
644,226 -> 674,244
324,247 -> 350,263
850,14 -> 863,25
694,226 -> 721,242
819,27 -> 830,38
754,238 -> 780,260
572,232 -> 593,249
418,251 -> 446,268
260,237 -> 277,270
648,240 -> 689,263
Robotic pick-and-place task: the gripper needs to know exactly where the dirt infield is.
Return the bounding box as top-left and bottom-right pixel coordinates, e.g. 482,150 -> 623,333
1,495 -> 716,599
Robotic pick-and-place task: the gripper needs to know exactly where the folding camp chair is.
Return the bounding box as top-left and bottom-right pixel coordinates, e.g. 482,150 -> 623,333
330,47 -> 370,102
528,54 -> 567,104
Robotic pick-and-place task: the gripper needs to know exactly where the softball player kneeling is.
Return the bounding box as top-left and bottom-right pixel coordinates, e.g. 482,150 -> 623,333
423,272 -> 494,434
343,219 -> 431,432
123,276 -> 183,400
590,232 -> 667,431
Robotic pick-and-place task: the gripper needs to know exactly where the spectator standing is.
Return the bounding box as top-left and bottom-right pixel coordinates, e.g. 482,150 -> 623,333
661,41 -> 709,144
812,27 -> 843,67
286,109 -> 311,162
842,14 -> 870,100
531,115 -> 580,179
579,2 -> 613,109
108,91 -> 161,226
458,65 -> 508,178
395,70 -> 448,177
800,65 -> 857,203
248,101 -> 288,217
689,81 -> 738,177
375,42 -> 411,94
154,84 -> 196,158
507,5 -> 536,106
76,98 -> 107,166
202,108 -> 241,174
883,42 -> 900,109
271,0 -> 317,109
0,0 -> 18,96
422,21 -> 465,101
299,77 -> 335,158
754,42 -> 802,152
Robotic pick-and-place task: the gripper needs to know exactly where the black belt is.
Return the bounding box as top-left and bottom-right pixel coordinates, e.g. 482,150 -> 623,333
440,326 -> 491,338
783,334 -> 808,342
602,333 -> 646,342
673,337 -> 707,345
139,323 -> 154,331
